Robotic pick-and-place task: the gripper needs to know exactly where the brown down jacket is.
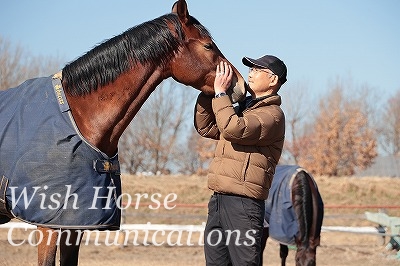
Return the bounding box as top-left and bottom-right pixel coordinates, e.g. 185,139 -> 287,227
194,93 -> 285,200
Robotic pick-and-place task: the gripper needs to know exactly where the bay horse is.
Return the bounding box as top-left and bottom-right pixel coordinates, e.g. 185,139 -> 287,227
0,1 -> 247,265
260,165 -> 324,266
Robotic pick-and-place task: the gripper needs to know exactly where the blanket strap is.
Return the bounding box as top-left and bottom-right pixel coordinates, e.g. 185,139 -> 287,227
93,160 -> 121,175
0,176 -> 12,219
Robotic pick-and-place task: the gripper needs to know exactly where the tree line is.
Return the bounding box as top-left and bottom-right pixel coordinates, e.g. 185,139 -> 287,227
1,36 -> 399,176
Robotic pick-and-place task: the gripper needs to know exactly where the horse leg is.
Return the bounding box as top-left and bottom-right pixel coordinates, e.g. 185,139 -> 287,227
259,227 -> 269,265
279,244 -> 289,266
59,229 -> 84,266
37,227 -> 58,266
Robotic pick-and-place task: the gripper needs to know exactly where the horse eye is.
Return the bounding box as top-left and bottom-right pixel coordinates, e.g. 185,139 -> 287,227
204,43 -> 213,50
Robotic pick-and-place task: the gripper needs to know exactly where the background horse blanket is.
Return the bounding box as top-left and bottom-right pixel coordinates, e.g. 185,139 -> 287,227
264,165 -> 323,245
0,75 -> 121,229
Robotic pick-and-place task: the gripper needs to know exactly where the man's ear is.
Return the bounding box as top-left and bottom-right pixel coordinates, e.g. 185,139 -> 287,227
269,75 -> 279,87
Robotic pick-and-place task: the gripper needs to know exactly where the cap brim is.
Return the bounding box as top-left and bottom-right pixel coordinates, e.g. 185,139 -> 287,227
242,57 -> 267,68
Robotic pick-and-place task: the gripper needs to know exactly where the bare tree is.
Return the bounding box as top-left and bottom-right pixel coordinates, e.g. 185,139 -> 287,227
379,89 -> 400,156
175,128 -> 217,175
280,81 -> 313,164
119,79 -> 197,174
0,36 -> 62,90
118,127 -> 148,174
173,128 -> 200,175
298,83 -> 377,176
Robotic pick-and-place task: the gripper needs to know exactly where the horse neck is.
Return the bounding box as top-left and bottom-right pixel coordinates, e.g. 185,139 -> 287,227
65,66 -> 166,157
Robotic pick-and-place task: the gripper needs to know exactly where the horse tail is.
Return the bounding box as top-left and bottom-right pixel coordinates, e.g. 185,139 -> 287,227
291,170 -> 313,246
292,169 -> 324,249
305,170 -> 324,249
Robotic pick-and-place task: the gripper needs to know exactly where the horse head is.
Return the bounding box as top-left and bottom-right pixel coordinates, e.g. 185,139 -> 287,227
169,0 -> 247,103
295,231 -> 320,266
295,245 -> 317,266
60,0 -> 248,155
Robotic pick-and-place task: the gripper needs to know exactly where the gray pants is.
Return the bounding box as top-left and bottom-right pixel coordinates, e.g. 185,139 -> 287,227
204,193 -> 265,266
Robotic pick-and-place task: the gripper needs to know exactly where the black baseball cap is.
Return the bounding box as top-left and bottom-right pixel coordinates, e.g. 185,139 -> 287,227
242,55 -> 287,85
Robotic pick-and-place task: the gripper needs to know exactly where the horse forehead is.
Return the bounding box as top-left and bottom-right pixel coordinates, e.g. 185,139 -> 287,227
179,17 -> 212,40
185,25 -> 210,40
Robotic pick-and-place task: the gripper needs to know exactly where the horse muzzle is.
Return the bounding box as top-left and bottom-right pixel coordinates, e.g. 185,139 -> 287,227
228,80 -> 248,103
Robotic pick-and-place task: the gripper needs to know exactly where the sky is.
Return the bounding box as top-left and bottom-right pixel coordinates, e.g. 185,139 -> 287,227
1,0 -> 399,103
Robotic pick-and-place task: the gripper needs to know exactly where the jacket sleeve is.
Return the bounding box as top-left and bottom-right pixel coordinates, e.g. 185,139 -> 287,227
212,95 -> 285,146
194,92 -> 220,140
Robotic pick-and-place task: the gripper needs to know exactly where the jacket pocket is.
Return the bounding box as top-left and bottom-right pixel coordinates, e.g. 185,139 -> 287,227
240,153 -> 251,182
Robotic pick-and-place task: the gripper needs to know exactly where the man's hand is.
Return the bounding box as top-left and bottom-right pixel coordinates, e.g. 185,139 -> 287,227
214,61 -> 233,94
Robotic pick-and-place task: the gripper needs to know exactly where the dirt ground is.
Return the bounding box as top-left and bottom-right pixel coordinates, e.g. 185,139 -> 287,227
1,224 -> 399,266
1,175 -> 400,265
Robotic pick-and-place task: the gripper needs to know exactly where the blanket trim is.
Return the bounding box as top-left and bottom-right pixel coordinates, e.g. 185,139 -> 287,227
52,73 -> 70,113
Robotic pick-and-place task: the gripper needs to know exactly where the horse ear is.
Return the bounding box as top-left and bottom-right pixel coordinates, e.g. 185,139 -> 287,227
171,0 -> 190,24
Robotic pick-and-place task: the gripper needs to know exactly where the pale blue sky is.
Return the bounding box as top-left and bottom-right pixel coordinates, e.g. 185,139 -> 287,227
1,0 -> 399,101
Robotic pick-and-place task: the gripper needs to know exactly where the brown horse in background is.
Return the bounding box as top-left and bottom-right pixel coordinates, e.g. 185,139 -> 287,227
260,165 -> 324,266
0,1 -> 247,265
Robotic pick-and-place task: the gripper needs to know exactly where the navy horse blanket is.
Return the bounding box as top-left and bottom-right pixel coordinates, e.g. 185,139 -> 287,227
264,165 -> 323,245
0,74 -> 121,230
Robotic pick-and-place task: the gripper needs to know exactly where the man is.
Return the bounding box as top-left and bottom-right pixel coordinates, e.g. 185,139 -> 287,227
194,55 -> 287,265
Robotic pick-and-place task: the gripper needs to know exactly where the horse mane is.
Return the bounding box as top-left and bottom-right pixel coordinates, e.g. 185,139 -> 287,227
61,13 -> 211,96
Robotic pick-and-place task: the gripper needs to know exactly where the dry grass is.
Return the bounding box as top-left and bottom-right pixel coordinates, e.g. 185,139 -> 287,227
119,173 -> 400,230
316,175 -> 400,206
121,174 -> 400,205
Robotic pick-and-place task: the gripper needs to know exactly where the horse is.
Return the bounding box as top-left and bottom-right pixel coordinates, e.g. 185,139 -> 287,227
260,165 -> 324,266
0,1 -> 247,265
